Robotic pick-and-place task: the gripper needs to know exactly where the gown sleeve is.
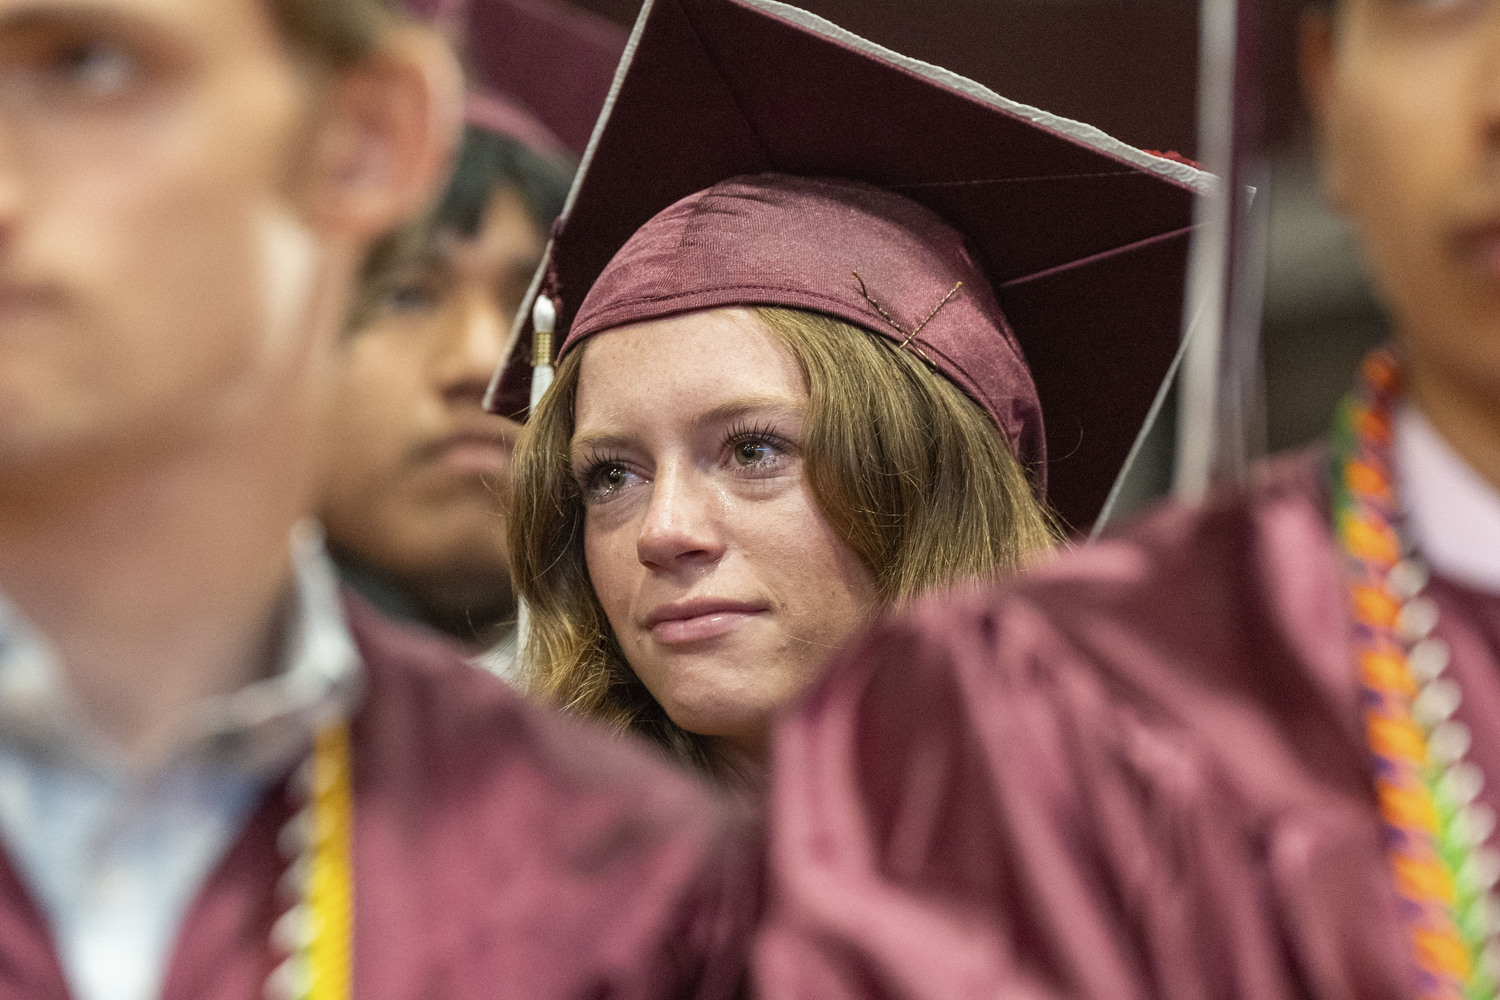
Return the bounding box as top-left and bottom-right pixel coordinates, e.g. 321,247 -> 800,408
756,460 -> 1414,1000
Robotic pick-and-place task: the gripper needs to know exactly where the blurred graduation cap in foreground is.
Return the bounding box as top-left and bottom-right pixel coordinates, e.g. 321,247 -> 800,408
408,0 -> 628,160
486,0 -> 1216,534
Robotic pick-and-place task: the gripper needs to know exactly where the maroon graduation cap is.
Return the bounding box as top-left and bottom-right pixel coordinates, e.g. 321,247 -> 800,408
485,0 -> 1215,534
461,0 -> 627,159
406,0 -> 627,159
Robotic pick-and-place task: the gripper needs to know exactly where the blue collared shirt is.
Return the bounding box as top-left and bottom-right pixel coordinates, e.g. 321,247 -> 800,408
0,524 -> 362,1000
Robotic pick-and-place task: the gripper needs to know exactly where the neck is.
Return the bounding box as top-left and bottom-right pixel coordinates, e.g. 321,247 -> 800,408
707,733 -> 769,796
1406,350 -> 1500,498
417,579 -> 516,647
330,549 -> 515,647
0,415 -> 318,761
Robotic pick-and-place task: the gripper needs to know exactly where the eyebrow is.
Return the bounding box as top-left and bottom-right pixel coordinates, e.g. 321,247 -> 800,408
689,397 -> 805,432
569,395 -> 806,461
0,4 -> 138,36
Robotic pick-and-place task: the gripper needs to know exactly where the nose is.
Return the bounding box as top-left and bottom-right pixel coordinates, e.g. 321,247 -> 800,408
432,285 -> 509,405
636,462 -> 727,573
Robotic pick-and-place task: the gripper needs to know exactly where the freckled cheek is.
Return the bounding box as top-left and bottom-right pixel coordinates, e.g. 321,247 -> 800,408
733,487 -> 876,625
583,513 -> 647,635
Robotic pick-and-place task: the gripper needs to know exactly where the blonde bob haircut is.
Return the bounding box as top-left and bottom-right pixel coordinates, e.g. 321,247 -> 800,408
508,306 -> 1057,772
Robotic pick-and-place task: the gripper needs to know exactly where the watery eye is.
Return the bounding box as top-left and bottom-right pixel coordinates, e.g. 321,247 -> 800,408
579,461 -> 634,502
734,440 -> 771,466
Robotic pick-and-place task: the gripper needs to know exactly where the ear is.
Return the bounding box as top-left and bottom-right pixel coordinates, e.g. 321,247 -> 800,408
301,26 -> 464,241
1299,8 -> 1348,210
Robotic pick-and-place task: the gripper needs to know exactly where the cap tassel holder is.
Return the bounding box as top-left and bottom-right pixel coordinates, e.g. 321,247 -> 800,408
517,293 -> 557,664
530,295 -> 557,410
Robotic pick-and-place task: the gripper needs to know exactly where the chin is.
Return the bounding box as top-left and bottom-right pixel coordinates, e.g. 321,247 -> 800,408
633,630 -> 825,730
665,705 -> 771,749
653,679 -> 796,746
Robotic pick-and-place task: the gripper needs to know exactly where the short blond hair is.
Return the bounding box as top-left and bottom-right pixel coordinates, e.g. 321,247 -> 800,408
508,307 -> 1057,774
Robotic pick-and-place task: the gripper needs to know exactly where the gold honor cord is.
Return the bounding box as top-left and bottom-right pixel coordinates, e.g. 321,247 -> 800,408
307,723 -> 354,1000
268,722 -> 355,1000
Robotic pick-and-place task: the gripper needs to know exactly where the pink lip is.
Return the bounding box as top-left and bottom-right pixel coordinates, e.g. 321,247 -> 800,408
437,434 -> 510,475
644,599 -> 769,645
417,426 -> 513,476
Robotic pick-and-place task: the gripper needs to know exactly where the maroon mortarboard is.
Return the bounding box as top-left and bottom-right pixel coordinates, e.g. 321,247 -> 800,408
463,89 -> 572,163
401,0 -> 626,160
485,0 -> 1215,533
462,0 -> 627,159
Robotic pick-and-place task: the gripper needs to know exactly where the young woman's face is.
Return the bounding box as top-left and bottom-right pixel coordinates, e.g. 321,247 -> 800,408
572,307 -> 879,761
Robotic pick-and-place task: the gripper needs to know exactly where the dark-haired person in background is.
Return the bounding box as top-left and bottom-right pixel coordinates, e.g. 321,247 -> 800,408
319,0 -> 624,679
321,119 -> 572,674
756,0 -> 1500,996
0,0 -> 755,997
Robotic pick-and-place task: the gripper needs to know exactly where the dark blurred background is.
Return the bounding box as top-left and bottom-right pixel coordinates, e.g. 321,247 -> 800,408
574,0 -> 1389,512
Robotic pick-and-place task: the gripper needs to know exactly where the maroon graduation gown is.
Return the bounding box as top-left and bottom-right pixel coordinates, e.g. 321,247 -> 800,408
757,451 -> 1500,1000
0,598 -> 759,1000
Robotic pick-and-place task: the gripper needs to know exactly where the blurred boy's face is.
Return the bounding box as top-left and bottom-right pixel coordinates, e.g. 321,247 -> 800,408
1305,0 -> 1500,409
319,184 -> 544,631
0,0 -> 332,472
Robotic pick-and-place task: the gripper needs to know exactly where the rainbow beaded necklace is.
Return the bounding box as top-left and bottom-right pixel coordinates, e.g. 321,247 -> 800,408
1334,349 -> 1500,1000
265,722 -> 355,1000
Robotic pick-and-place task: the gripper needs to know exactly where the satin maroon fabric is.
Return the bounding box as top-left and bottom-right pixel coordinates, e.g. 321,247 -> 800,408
464,89 -> 572,164
0,599 -> 759,1000
459,0 -> 626,159
753,451 -> 1500,1000
566,174 -> 1046,474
